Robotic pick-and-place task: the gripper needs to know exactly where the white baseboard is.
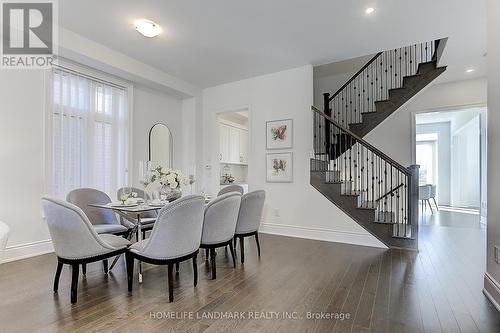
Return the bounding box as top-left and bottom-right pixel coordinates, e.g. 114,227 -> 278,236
259,222 -> 388,249
483,272 -> 500,312
1,239 -> 54,263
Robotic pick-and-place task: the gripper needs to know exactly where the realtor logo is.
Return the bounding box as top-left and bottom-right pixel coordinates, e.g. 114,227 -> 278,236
1,0 -> 57,68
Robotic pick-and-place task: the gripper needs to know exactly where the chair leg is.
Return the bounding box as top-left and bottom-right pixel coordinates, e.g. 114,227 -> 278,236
81,263 -> 86,275
175,262 -> 180,274
239,236 -> 245,264
427,199 -> 434,214
255,232 -> 261,257
70,264 -> 79,304
102,259 -> 109,274
192,255 -> 198,287
432,197 -> 439,210
54,262 -> 63,292
229,242 -> 236,268
167,263 -> 174,302
126,252 -> 134,292
205,249 -> 209,261
210,248 -> 217,279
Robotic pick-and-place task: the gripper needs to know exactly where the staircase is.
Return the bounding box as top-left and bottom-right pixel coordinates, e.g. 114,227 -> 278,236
311,38 -> 447,250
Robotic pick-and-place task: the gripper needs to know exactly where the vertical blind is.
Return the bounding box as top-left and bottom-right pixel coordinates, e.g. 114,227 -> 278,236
48,68 -> 129,199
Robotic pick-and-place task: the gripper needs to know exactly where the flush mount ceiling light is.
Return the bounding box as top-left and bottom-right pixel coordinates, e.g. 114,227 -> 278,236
365,7 -> 375,14
466,68 -> 475,73
135,19 -> 161,38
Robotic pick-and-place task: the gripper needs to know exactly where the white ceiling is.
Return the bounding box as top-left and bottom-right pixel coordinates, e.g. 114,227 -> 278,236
59,0 -> 487,88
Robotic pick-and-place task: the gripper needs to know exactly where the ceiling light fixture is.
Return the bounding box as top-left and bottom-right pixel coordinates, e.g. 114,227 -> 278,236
365,7 -> 375,14
135,19 -> 161,38
466,68 -> 475,73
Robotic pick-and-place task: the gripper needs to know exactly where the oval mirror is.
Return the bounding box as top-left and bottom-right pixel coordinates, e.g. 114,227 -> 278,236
149,123 -> 173,168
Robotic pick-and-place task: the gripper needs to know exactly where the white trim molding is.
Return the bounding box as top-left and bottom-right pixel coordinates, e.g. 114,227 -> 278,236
483,272 -> 500,312
2,239 -> 54,264
259,222 -> 388,249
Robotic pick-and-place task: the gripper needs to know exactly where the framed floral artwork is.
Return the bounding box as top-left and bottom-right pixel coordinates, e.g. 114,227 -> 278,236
266,119 -> 293,149
266,152 -> 293,183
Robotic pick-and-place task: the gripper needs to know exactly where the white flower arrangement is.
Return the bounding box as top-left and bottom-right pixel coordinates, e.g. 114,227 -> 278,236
150,166 -> 188,189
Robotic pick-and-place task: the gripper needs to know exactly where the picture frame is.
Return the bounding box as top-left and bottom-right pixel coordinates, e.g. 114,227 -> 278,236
266,119 -> 293,149
266,152 -> 293,183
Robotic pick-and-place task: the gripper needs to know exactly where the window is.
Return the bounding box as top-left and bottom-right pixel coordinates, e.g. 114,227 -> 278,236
47,67 -> 129,198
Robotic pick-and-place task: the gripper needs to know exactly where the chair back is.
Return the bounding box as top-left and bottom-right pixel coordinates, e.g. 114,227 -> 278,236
418,185 -> 432,200
140,195 -> 205,260
235,190 -> 265,234
202,192 -> 241,245
66,188 -> 118,226
41,196 -> 114,260
117,187 -> 157,218
0,221 -> 10,263
430,185 -> 437,198
218,185 -> 244,196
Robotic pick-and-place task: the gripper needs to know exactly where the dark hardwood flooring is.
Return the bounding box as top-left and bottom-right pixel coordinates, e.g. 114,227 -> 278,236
1,209 -> 499,332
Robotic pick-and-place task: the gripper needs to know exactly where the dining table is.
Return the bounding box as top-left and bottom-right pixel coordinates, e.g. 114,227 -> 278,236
89,197 -> 211,283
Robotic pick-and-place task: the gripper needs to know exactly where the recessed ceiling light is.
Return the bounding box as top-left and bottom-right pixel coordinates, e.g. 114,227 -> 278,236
135,19 -> 161,38
365,7 -> 375,14
466,68 -> 475,73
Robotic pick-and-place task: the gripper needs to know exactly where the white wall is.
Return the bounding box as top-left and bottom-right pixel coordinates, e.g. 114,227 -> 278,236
484,0 -> 500,310
202,65 -> 386,248
131,85 -> 184,188
0,70 -> 53,260
366,78 -> 487,167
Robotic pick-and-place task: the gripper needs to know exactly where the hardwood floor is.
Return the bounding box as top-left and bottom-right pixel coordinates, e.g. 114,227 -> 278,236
1,211 -> 500,332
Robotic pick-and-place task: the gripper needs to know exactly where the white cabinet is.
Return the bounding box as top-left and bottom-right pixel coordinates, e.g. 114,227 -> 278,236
239,130 -> 248,163
229,127 -> 240,163
219,124 -> 230,162
219,124 -> 248,164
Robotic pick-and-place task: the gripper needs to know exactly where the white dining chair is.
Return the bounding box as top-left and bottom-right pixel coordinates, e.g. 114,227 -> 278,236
234,190 -> 265,264
217,184 -> 244,196
41,196 -> 131,304
201,192 -> 241,279
126,195 -> 205,302
67,188 -> 133,237
0,221 -> 10,263
419,184 -> 434,214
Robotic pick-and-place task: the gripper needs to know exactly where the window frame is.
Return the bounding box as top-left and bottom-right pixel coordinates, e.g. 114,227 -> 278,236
43,59 -> 134,198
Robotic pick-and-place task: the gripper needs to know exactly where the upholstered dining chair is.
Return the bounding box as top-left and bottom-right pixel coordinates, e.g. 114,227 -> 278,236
419,184 -> 434,214
234,190 -> 265,264
117,187 -> 157,239
217,184 -> 244,196
66,188 -> 132,237
126,195 -> 205,302
41,196 -> 131,304
0,221 -> 10,263
200,192 -> 241,279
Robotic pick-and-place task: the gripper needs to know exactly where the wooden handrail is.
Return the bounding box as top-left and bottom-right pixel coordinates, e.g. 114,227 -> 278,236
311,105 -> 411,176
376,183 -> 405,202
328,52 -> 383,101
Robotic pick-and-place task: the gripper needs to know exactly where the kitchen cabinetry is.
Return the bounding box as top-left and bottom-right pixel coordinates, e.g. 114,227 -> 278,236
219,123 -> 248,164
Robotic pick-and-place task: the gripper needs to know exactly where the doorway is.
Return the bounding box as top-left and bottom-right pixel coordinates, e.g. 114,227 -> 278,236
414,106 -> 486,226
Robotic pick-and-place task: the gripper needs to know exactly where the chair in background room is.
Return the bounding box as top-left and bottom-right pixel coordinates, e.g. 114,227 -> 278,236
200,192 -> 241,279
117,187 -> 156,239
430,185 -> 439,211
0,221 -> 10,263
234,190 -> 265,264
419,184 -> 434,214
41,196 -> 131,304
126,195 -> 205,302
217,184 -> 244,196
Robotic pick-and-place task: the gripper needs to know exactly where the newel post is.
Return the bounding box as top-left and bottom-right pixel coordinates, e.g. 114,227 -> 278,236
323,93 -> 331,159
408,164 -> 420,242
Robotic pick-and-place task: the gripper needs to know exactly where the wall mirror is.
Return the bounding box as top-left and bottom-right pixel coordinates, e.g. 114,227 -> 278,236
149,123 -> 173,168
